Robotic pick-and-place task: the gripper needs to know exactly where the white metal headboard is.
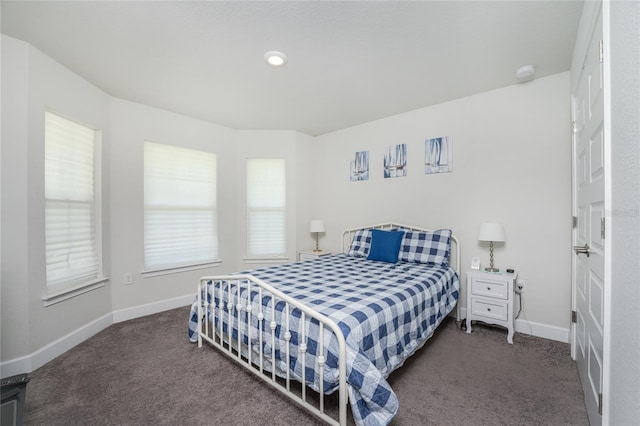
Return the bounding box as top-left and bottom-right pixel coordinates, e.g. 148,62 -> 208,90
341,222 -> 461,275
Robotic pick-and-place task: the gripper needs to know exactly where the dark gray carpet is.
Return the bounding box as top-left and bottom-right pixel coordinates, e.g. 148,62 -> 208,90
23,306 -> 588,425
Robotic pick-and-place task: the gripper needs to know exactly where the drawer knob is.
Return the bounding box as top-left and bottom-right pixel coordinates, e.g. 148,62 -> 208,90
487,287 -> 491,290
487,308 -> 492,312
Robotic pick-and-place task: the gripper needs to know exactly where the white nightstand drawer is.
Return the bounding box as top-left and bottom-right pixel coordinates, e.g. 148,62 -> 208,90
471,278 -> 508,300
470,299 -> 508,321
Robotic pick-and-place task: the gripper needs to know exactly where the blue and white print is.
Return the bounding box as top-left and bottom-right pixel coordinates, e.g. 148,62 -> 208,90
383,144 -> 407,178
350,150 -> 370,181
425,136 -> 452,174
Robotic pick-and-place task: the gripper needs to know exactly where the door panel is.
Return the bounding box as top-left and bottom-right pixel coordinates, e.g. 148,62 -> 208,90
576,309 -> 586,357
572,4 -> 604,425
588,341 -> 603,402
589,271 -> 604,330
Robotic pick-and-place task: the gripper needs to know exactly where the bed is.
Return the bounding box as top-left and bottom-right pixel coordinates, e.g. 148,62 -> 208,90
188,223 -> 460,426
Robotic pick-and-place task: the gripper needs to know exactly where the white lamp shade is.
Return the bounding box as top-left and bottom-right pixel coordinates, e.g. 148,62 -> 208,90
309,220 -> 325,233
478,222 -> 505,242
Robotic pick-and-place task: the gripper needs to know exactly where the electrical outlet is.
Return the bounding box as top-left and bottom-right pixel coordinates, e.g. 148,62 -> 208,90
516,279 -> 526,293
124,272 -> 134,285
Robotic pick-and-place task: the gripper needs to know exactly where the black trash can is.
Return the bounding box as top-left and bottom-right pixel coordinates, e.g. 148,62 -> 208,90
1,374 -> 30,426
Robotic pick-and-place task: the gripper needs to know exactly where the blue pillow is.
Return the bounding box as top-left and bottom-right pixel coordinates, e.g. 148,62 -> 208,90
367,229 -> 404,263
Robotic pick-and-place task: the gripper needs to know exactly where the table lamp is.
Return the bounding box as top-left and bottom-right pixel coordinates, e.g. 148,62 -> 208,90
310,220 -> 325,252
478,222 -> 505,272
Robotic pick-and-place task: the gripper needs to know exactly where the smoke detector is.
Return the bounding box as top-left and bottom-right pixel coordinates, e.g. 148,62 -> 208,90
516,65 -> 535,80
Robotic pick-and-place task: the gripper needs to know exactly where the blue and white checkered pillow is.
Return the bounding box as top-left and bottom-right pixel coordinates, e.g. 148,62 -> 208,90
348,229 -> 372,258
399,229 -> 451,266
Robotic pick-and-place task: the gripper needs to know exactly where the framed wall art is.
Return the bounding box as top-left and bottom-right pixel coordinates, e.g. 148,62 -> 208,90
384,144 -> 407,178
350,150 -> 369,181
425,136 -> 452,174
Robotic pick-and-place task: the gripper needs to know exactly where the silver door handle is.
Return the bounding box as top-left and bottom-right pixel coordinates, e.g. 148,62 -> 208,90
573,243 -> 590,257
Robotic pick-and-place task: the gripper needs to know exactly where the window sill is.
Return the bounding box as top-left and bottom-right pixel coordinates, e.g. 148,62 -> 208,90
141,260 -> 222,278
43,278 -> 108,307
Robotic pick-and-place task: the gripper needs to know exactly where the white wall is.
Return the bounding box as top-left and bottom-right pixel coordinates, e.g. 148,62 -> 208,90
1,36 -> 31,366
294,132 -> 319,252
234,130 -> 315,270
109,121 -> 316,313
109,98 -> 237,315
1,36 -> 112,374
608,0 -> 640,422
314,73 -> 572,339
0,37 -> 317,373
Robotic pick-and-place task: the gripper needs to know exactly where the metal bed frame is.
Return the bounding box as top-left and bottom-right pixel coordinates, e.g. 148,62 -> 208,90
196,223 -> 460,425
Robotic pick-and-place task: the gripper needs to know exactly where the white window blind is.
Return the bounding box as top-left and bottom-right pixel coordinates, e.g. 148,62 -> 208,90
144,142 -> 218,270
246,158 -> 286,258
45,112 -> 102,289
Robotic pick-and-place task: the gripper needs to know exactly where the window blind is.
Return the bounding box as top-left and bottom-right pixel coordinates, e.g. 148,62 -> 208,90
144,142 -> 218,269
246,158 -> 286,257
45,112 -> 101,288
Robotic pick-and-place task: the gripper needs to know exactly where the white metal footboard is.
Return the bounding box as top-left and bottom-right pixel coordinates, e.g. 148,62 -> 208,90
196,274 -> 348,426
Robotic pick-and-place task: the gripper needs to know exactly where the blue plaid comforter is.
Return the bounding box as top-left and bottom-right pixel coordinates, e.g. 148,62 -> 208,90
188,254 -> 459,425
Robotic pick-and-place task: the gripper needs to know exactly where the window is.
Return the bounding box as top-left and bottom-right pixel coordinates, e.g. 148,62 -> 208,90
144,141 -> 218,271
45,111 -> 103,293
246,158 -> 286,258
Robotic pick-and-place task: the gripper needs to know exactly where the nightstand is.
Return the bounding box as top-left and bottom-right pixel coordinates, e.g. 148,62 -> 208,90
299,250 -> 332,261
465,269 -> 517,344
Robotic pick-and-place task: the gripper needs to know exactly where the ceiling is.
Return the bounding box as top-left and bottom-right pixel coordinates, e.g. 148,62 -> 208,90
1,1 -> 583,136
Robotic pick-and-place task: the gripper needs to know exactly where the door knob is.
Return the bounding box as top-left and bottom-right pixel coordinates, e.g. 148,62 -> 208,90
573,243 -> 590,257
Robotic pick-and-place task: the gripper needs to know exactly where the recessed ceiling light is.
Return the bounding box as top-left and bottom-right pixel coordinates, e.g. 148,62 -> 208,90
264,51 -> 287,67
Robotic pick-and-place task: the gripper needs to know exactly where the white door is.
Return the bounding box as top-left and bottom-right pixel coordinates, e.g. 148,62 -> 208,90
571,4 -> 605,425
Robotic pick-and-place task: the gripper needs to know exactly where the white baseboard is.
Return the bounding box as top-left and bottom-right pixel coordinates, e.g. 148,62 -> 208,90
1,294 -> 194,378
1,312 -> 113,378
459,307 -> 570,343
0,355 -> 31,379
515,319 -> 570,343
112,294 -> 193,323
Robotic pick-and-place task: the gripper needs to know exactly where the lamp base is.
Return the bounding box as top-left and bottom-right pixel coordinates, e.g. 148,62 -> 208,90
484,267 -> 500,272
